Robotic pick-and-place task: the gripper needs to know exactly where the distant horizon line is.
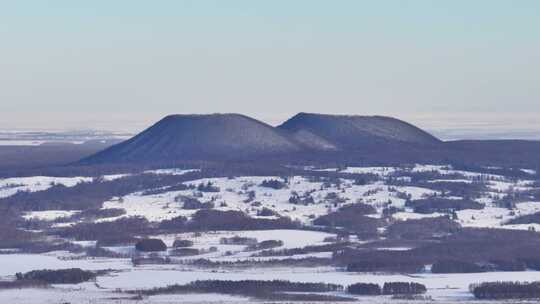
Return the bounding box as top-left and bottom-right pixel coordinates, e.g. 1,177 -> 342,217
1,111 -> 540,141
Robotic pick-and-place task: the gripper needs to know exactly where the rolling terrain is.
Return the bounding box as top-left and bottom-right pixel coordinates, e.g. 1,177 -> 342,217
79,112 -> 445,165
79,113 -> 540,171
82,114 -> 302,164
1,162 -> 540,303
279,112 -> 441,149
1,113 -> 540,303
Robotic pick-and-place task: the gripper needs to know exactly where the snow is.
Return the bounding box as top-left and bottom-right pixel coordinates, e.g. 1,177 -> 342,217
98,229 -> 336,262
0,254 -> 131,278
148,293 -> 251,302
142,229 -> 336,261
0,168 -> 199,200
2,164 -> 533,232
22,210 -> 80,221
217,229 -> 333,249
144,169 -> 200,176
411,164 -> 451,172
99,175 -> 440,224
522,169 -> 537,175
456,201 -> 540,229
0,288 -> 132,304
340,167 -> 397,176
95,266 -> 540,301
5,164 -> 540,303
101,174 -> 131,181
0,140 -> 48,146
95,167 -> 539,231
0,176 -> 93,198
2,252 -> 540,302
393,212 -> 445,221
100,194 -> 191,222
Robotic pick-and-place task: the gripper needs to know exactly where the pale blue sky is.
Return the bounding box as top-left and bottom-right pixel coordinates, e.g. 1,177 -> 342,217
1,1 -> 539,132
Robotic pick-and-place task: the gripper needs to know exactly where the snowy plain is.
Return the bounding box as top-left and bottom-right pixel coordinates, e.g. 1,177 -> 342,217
2,164 -> 540,303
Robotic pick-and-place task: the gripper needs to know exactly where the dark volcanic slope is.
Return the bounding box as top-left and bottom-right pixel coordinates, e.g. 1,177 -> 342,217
82,114 -> 302,163
278,113 -> 441,150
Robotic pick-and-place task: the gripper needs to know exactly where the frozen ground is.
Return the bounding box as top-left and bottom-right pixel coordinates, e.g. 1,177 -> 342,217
99,175 -> 438,224
95,164 -> 540,230
0,253 -> 131,277
0,176 -> 93,199
0,169 -> 198,201
97,266 -> 540,301
8,164 -> 537,230
2,250 -> 540,303
2,164 -> 540,303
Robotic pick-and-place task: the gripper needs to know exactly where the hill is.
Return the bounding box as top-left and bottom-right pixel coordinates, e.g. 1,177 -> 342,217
278,113 -> 441,150
81,114 -> 302,164
79,112 -> 540,169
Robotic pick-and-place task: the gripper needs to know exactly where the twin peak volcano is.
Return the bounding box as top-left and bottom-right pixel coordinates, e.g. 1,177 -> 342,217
82,113 -> 441,164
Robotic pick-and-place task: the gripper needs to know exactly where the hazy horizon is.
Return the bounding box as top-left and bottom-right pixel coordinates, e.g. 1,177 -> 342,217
1,1 -> 539,139
1,111 -> 540,141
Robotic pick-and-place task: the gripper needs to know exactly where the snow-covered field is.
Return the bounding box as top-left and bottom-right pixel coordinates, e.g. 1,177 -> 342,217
2,164 -> 540,303
92,164 -> 540,230
0,169 -> 199,202
0,176 -> 93,199
7,164 -> 537,230
0,253 -> 131,277
2,250 -> 540,303
96,266 -> 540,301
98,175 -> 441,224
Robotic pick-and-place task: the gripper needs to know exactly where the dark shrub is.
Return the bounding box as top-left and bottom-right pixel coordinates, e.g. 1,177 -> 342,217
313,203 -> 379,237
188,210 -> 298,231
220,236 -> 258,245
471,281 -> 540,299
196,182 -> 220,192
0,279 -> 48,289
159,216 -> 188,230
256,242 -> 351,257
247,240 -> 283,251
16,268 -> 96,284
95,235 -> 138,247
407,198 -> 483,214
387,217 -> 461,240
347,259 -> 425,273
0,211 -> 36,249
415,181 -> 488,198
141,183 -> 190,196
56,216 -> 151,241
135,239 -> 167,252
55,208 -> 125,223
179,196 -> 214,210
347,283 -> 381,295
507,212 -> 540,225
519,258 -> 540,271
288,193 -> 315,205
260,179 -> 287,190
136,279 -> 342,297
257,207 -> 278,217
410,228 -> 540,266
488,260 -> 526,272
382,282 -> 426,295
323,192 -> 347,205
173,239 -> 194,248
431,260 -> 484,274
172,248 -> 200,256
